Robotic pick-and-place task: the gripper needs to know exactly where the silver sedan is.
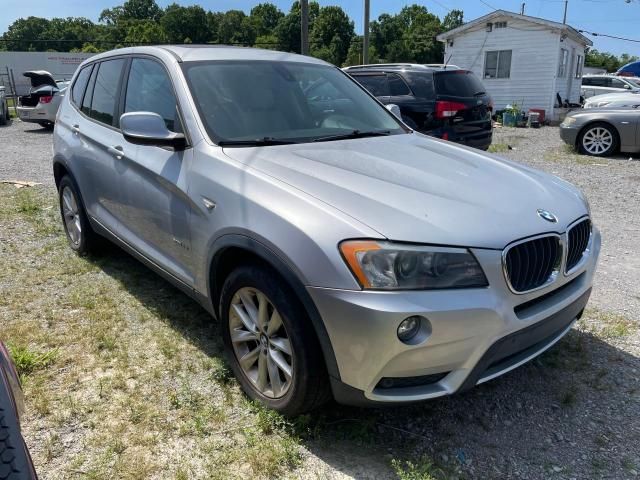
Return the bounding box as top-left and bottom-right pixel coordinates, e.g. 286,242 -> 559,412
560,106 -> 640,156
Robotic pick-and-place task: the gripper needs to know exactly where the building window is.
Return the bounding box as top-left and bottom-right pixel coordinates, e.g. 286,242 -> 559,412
484,50 -> 512,79
558,48 -> 568,78
575,54 -> 583,78
494,21 -> 507,29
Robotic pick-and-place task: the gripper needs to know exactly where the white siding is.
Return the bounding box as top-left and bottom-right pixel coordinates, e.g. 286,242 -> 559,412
553,35 -> 587,105
442,17 -> 562,117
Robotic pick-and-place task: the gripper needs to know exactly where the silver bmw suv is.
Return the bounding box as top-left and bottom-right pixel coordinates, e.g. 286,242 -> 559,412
53,46 -> 600,415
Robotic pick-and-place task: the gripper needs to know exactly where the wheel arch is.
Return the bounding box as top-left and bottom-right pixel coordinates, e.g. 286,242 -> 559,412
208,234 -> 341,380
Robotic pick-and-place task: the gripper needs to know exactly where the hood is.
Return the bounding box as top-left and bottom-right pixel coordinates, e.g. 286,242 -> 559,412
585,91 -> 640,104
223,134 -> 588,249
23,70 -> 58,89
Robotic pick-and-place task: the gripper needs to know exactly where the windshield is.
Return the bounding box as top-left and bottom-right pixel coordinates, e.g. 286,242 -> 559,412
182,60 -> 406,144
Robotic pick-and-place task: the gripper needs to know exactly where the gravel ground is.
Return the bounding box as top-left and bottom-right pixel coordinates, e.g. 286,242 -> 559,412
0,120 -> 55,186
1,119 -> 639,480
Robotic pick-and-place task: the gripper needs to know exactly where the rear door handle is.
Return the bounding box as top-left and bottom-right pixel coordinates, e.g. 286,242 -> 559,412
107,145 -> 124,159
71,124 -> 80,134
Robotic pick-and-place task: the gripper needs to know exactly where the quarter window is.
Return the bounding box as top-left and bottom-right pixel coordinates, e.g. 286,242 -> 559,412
81,66 -> 98,116
89,59 -> 125,126
71,65 -> 93,106
484,50 -> 511,79
558,49 -> 568,78
124,58 -> 179,132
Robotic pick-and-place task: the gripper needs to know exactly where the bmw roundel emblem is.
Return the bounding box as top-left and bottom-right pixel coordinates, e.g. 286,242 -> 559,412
537,209 -> 558,223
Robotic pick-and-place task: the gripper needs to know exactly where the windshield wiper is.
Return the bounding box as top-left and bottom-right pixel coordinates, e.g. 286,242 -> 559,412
312,130 -> 392,143
218,137 -> 297,147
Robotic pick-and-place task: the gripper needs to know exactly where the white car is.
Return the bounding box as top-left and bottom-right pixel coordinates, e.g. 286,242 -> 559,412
583,91 -> 640,109
581,75 -> 640,99
0,85 -> 9,125
17,71 -> 69,129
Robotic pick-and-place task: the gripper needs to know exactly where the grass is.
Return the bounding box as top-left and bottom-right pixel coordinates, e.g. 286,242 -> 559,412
391,457 -> 446,480
0,184 -> 318,479
543,145 -> 610,166
488,142 -> 509,153
581,308 -> 637,340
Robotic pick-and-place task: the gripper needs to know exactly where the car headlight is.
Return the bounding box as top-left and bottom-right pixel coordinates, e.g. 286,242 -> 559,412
339,240 -> 488,290
562,117 -> 577,126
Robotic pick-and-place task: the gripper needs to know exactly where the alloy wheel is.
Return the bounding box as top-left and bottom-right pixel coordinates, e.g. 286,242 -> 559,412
61,186 -> 82,245
582,127 -> 613,155
228,287 -> 293,398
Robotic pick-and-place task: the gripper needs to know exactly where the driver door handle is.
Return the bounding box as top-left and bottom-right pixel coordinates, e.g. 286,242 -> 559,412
71,124 -> 80,134
108,145 -> 124,159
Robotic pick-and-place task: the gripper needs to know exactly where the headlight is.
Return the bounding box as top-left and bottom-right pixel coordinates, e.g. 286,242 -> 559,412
562,117 -> 577,126
339,240 -> 488,290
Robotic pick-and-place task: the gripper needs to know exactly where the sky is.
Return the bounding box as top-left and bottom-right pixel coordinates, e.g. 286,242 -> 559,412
1,0 -> 639,56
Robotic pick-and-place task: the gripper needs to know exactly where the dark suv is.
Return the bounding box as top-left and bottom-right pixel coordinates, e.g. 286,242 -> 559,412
345,64 -> 493,150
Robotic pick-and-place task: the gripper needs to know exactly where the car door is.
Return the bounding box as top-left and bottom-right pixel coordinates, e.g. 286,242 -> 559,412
117,56 -> 194,284
71,58 -> 129,232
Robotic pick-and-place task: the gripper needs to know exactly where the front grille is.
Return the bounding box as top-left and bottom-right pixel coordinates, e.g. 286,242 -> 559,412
566,219 -> 591,272
504,235 -> 561,293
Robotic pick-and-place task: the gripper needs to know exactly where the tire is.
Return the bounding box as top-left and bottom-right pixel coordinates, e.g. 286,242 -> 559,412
57,175 -> 101,256
578,122 -> 618,157
220,264 -> 330,415
39,122 -> 54,131
0,102 -> 6,126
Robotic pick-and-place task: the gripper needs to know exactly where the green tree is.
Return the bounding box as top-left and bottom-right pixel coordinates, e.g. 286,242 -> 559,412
161,4 -> 209,43
124,20 -> 167,45
274,1 -> 320,53
217,10 -> 256,45
344,37 -> 379,66
442,9 -> 464,31
310,5 -> 354,65
1,16 -> 50,51
250,3 -> 284,37
100,0 -> 162,25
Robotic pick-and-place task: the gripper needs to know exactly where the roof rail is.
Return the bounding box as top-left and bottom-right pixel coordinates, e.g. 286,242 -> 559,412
343,63 -> 434,71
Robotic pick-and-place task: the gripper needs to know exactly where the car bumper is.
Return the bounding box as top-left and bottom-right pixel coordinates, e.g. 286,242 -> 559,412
16,106 -> 55,123
308,228 -> 600,405
559,125 -> 579,147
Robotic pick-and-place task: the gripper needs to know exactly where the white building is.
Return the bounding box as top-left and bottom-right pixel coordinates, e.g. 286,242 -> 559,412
0,52 -> 96,95
436,10 -> 592,121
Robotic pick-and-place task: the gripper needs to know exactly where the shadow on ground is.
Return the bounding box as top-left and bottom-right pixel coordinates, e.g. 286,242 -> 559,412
91,245 -> 639,480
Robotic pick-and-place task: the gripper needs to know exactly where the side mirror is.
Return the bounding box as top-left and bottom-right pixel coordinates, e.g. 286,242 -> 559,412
624,84 -> 631,89
120,112 -> 186,149
386,103 -> 402,119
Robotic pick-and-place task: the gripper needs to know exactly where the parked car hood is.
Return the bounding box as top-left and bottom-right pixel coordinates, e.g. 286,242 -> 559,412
584,91 -> 640,105
223,134 -> 588,249
23,70 -> 58,89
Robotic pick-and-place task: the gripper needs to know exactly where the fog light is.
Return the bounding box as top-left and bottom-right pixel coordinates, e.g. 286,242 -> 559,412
397,316 -> 422,342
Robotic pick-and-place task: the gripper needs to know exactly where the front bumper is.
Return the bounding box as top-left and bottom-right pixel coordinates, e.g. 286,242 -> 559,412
559,124 -> 579,147
308,228 -> 600,405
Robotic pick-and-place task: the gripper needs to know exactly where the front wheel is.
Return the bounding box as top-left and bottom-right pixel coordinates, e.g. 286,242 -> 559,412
0,102 -> 7,125
220,264 -> 329,415
578,123 -> 617,156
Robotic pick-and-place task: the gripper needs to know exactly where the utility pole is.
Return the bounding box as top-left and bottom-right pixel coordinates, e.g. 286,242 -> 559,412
563,0 -> 568,24
363,0 -> 370,64
520,2 -> 525,15
301,0 -> 309,55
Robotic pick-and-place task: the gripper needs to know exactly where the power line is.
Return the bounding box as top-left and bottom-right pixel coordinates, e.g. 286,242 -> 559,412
578,29 -> 640,43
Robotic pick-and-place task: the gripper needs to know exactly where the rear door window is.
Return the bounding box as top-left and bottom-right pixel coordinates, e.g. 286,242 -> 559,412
124,58 -> 179,131
71,65 -> 93,106
352,74 -> 389,97
434,71 -> 486,97
89,58 -> 126,127
388,74 -> 411,96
